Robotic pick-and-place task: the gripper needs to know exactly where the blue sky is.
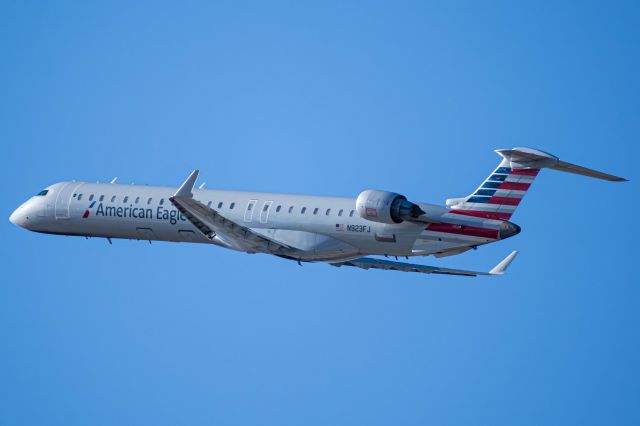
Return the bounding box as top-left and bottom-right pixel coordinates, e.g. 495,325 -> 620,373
1,1 -> 638,425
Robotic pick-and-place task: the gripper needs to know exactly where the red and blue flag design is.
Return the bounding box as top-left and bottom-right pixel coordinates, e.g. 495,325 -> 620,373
449,165 -> 540,221
82,201 -> 96,218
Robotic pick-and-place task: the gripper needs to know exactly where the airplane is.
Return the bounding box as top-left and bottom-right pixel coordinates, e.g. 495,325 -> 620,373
9,147 -> 627,277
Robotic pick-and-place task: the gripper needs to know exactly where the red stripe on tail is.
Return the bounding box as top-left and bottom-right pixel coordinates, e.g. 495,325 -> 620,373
511,168 -> 539,176
426,223 -> 499,239
488,196 -> 521,206
450,210 -> 513,220
499,181 -> 531,191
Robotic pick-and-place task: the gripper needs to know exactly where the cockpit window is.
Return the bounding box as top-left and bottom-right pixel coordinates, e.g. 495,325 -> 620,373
36,190 -> 48,196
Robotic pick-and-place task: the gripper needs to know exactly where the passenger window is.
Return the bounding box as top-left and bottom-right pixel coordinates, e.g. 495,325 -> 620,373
77,194 -> 83,201
89,194 -> 94,201
160,199 -> 164,205
123,196 -> 128,203
326,209 -> 331,216
147,198 -> 152,205
207,201 -> 212,208
288,206 -> 294,213
313,208 -> 318,215
111,196 -> 116,202
338,209 -> 343,216
276,205 -> 282,212
230,202 -> 235,209
218,202 -> 223,209
301,207 -> 306,214
99,195 -> 104,202
263,204 -> 269,211
349,210 -> 355,217
135,196 -> 140,204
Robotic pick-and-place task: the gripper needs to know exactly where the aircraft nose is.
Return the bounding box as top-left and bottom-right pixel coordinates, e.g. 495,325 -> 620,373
9,205 -> 28,228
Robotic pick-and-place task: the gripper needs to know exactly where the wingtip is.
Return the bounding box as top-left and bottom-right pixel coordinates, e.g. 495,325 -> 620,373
174,169 -> 200,198
489,250 -> 519,275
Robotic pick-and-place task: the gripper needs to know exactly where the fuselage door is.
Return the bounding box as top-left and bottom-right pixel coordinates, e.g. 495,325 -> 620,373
244,199 -> 258,222
260,200 -> 273,223
54,182 -> 82,219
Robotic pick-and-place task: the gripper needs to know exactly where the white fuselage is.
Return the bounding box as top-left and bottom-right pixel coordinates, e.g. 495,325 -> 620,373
10,181 -> 507,262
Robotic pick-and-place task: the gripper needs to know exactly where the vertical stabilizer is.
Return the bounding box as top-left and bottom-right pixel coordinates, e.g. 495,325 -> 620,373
446,147 -> 626,220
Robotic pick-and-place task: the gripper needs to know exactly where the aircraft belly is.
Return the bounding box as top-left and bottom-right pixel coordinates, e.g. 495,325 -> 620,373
264,229 -> 360,261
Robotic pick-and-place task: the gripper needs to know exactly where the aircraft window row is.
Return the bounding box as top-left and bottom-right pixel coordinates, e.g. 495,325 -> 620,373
239,204 -> 355,218
74,193 -> 193,209
74,193 -> 359,220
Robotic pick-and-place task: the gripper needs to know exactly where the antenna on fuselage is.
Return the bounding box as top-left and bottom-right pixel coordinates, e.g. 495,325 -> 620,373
198,182 -> 206,189
110,177 -> 118,184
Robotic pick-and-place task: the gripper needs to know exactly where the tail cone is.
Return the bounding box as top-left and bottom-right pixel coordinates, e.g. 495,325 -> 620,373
499,221 -> 521,239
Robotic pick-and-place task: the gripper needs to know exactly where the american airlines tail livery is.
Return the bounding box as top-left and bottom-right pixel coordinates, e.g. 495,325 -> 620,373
10,148 -> 626,277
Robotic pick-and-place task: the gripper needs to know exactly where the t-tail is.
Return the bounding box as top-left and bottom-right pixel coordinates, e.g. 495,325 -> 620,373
446,147 -> 627,220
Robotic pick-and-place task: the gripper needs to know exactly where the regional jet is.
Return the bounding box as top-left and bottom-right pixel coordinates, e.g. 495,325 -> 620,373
9,148 -> 626,276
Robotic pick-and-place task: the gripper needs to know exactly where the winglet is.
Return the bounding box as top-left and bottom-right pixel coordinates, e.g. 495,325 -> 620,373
489,250 -> 519,275
174,170 -> 199,198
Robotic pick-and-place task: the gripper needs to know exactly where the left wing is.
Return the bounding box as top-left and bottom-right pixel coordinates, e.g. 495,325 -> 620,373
331,251 -> 518,277
169,170 -> 291,253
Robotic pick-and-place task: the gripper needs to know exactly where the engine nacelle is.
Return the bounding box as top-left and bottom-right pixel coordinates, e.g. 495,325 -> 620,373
355,189 -> 425,224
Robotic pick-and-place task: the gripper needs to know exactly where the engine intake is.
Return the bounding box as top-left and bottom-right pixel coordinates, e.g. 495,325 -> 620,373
356,189 -> 425,224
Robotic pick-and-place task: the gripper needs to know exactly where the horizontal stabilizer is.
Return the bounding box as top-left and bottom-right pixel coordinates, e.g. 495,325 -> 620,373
331,250 -> 519,277
496,147 -> 627,181
549,160 -> 627,182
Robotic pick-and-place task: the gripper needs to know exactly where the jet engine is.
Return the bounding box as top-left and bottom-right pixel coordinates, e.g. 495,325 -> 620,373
355,189 -> 425,224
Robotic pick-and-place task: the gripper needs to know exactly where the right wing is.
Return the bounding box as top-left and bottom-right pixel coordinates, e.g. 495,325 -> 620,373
331,251 -> 518,277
